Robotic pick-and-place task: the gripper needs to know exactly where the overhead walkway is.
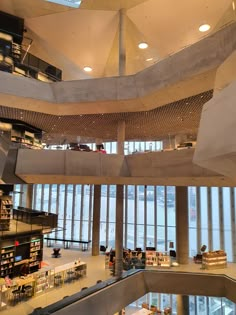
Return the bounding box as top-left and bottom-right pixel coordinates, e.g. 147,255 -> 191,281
11,148 -> 236,186
30,269 -> 236,315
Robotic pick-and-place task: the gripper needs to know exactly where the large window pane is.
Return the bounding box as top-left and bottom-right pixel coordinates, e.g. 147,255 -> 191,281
189,187 -> 197,256
50,184 -> 58,213
82,185 -> 90,221
137,186 -> 145,225
35,184 -> 43,210
109,185 -> 116,223
157,226 -> 165,251
157,186 -> 165,225
58,185 -> 65,220
136,225 -> 144,249
147,186 -> 154,225
42,184 -> 50,210
127,186 -> 135,224
127,224 -> 135,249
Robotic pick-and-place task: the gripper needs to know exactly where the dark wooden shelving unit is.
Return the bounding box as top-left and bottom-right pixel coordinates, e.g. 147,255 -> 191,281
0,245 -> 15,278
0,195 -> 12,231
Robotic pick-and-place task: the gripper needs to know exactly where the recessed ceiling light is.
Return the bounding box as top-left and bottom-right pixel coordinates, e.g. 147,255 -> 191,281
83,66 -> 92,72
146,58 -> 153,61
199,24 -> 211,32
138,42 -> 148,49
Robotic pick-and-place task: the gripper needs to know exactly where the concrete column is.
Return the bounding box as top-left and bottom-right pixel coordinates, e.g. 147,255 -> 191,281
177,295 -> 189,315
92,185 -> 101,256
115,8 -> 126,286
175,134 -> 187,148
117,121 -> 125,155
25,184 -> 33,208
176,186 -> 189,264
115,185 -> 124,278
162,135 -> 175,150
119,9 -> 126,76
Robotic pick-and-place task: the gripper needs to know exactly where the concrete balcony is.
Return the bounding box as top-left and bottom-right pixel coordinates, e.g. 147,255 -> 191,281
14,148 -> 236,186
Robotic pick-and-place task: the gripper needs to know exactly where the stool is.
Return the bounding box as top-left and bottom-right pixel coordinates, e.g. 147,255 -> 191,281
11,289 -> 22,305
54,275 -> 62,286
66,271 -> 74,283
23,285 -> 33,299
74,267 -> 82,279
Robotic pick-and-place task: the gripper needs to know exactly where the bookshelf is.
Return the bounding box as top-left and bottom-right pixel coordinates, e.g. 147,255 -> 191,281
29,238 -> 42,273
145,250 -> 171,268
0,246 -> 15,278
202,250 -> 227,270
0,195 -> 13,231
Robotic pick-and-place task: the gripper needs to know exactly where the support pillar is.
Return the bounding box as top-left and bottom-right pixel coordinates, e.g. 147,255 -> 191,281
117,121 -> 125,155
177,295 -> 189,315
92,185 -> 101,256
114,8 -> 126,293
115,184 -> 124,278
26,184 -> 33,208
176,186 -> 189,264
119,9 -> 126,76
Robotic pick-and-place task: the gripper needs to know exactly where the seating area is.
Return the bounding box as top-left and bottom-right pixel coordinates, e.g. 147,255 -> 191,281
9,284 -> 33,305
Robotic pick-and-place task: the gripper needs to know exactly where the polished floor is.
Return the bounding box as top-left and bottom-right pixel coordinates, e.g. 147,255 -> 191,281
1,247 -> 236,315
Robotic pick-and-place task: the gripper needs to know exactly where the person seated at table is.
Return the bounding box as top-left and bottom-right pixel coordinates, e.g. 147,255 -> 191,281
20,262 -> 30,276
19,262 -> 30,293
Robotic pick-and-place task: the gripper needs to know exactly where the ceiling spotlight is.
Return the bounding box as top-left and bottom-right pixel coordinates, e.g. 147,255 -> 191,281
146,58 -> 153,61
83,66 -> 92,72
138,42 -> 148,49
199,24 -> 211,32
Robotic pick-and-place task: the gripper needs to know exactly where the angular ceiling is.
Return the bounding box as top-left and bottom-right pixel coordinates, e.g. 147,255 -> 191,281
0,0 -> 235,145
0,0 -> 234,80
0,90 -> 213,144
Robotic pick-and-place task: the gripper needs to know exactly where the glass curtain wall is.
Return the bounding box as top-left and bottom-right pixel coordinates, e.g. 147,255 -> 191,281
13,183 -> 236,262
47,140 -> 163,155
129,293 -> 236,315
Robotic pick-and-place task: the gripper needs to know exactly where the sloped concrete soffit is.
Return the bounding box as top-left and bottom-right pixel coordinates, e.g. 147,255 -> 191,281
0,23 -> 236,115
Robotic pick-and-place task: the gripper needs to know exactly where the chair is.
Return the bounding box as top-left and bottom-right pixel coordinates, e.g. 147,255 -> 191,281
54,274 -> 62,286
169,250 -> 176,258
52,248 -> 61,258
23,285 -> 33,299
100,245 -> 106,253
66,270 -> 75,283
11,288 -> 22,305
